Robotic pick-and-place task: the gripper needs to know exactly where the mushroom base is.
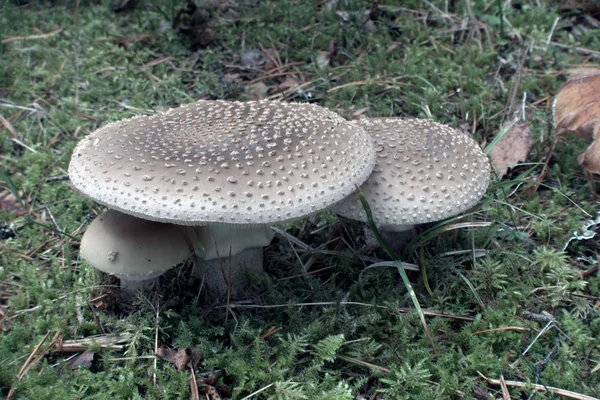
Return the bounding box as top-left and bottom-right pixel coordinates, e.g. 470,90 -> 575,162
191,247 -> 264,298
119,277 -> 159,292
380,227 -> 417,255
364,225 -> 417,255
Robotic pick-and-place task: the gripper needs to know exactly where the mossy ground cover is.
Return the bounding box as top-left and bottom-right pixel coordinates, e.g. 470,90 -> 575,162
1,0 -> 599,398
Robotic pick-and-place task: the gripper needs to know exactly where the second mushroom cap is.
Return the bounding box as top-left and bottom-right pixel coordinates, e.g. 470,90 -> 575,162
332,118 -> 490,230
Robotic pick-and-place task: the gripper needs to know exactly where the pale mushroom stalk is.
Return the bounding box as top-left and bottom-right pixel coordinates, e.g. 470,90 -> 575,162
191,224 -> 275,297
333,118 -> 490,253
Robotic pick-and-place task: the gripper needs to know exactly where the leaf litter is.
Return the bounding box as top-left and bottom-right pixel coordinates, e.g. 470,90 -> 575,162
488,121 -> 533,178
553,68 -> 600,173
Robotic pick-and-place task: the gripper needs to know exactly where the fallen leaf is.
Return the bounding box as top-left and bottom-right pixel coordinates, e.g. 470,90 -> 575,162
200,385 -> 222,400
553,68 -> 600,139
222,73 -> 241,85
278,75 -> 301,90
553,68 -> 600,173
0,190 -> 25,217
489,121 -> 533,177
241,49 -> 262,67
245,81 -> 269,100
156,346 -> 202,371
559,0 -> 600,18
112,0 -> 136,12
346,106 -> 368,120
68,350 -> 94,370
106,34 -> 157,49
316,50 -> 330,69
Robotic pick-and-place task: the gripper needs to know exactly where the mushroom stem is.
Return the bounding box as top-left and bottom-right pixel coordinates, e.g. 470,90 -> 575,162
119,277 -> 159,292
191,224 -> 275,298
379,226 -> 417,254
363,224 -> 416,254
192,248 -> 264,298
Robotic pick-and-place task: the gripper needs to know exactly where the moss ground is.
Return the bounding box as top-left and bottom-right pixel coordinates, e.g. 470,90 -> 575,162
1,0 -> 599,398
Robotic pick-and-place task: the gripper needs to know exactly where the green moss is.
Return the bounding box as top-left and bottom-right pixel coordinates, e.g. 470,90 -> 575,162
1,0 -> 600,398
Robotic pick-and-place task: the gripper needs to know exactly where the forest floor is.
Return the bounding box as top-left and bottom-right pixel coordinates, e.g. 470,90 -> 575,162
1,0 -> 600,399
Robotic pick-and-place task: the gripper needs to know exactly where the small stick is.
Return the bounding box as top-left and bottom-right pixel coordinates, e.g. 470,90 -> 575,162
189,366 -> 200,400
7,331 -> 58,399
499,374 -> 511,400
2,28 -> 63,43
45,175 -> 69,183
54,335 -> 128,353
478,372 -> 598,400
240,382 -> 275,400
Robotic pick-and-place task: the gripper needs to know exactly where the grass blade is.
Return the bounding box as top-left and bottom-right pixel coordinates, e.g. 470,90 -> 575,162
355,187 -> 438,356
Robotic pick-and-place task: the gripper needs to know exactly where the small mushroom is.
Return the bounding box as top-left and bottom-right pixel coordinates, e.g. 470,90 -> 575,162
69,100 -> 376,296
80,209 -> 195,290
332,117 -> 490,251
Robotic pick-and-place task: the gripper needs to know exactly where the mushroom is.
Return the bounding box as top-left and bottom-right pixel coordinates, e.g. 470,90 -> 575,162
331,117 -> 490,251
69,100 -> 376,295
80,209 -> 195,290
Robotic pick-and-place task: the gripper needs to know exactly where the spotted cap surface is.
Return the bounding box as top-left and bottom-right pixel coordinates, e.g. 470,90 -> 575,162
332,118 -> 490,230
69,100 -> 376,225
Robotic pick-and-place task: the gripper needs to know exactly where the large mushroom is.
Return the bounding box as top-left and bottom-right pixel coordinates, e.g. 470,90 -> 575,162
332,117 -> 490,251
69,100 -> 376,295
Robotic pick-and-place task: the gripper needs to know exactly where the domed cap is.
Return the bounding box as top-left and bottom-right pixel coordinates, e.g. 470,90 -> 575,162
69,100 -> 376,226
80,209 -> 193,280
332,118 -> 490,230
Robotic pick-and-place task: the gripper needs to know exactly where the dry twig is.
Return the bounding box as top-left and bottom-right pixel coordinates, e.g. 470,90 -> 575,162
478,372 -> 598,400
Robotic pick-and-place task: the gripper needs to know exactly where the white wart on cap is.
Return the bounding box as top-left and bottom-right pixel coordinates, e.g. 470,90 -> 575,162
68,100 -> 376,226
332,118 -> 490,231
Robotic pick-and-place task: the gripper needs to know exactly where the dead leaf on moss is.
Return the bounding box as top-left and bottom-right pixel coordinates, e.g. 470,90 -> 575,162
316,50 -> 330,68
278,75 -> 301,91
245,81 -> 269,100
68,350 -> 94,370
553,68 -> 600,173
489,122 -> 533,178
155,346 -> 202,371
106,34 -> 157,49
559,0 -> 600,18
0,190 -> 25,217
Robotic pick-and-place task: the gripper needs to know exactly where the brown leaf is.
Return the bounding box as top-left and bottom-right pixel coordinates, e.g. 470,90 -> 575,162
106,34 -> 157,49
68,350 -> 94,370
278,75 -> 301,90
489,122 -> 533,177
560,0 -> 600,17
0,190 -> 25,217
316,50 -> 330,69
346,107 -> 369,120
577,125 -> 600,173
553,68 -> 600,173
200,385 -> 222,400
222,73 -> 241,85
553,68 -> 600,139
245,81 -> 269,100
156,346 -> 202,371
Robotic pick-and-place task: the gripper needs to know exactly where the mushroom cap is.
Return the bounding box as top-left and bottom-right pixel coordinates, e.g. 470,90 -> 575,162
80,209 -> 193,280
69,100 -> 376,226
332,118 -> 490,230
